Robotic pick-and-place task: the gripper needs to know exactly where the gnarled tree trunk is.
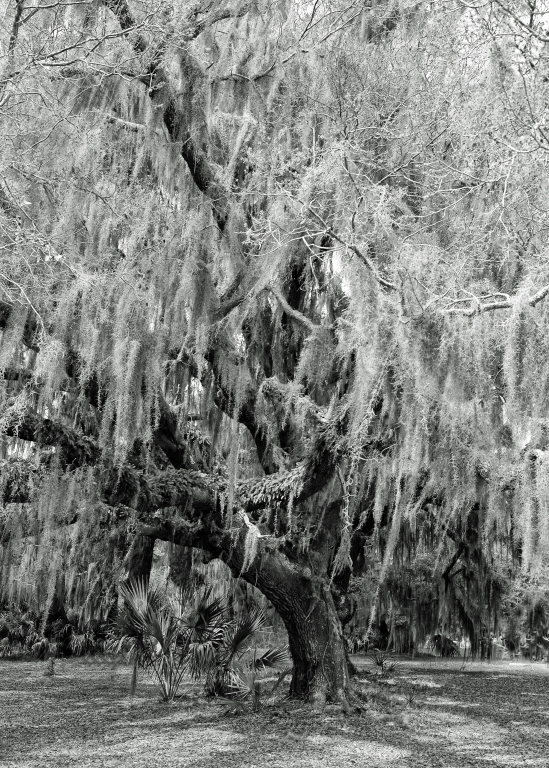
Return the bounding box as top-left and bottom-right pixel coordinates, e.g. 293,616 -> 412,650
145,497 -> 354,706
241,559 -> 352,706
218,501 -> 353,707
282,581 -> 351,706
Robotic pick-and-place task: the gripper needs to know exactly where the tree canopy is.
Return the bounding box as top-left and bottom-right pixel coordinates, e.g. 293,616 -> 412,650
2,0 -> 549,703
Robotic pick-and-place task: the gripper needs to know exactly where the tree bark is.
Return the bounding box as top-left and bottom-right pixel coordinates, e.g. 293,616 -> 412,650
242,561 -> 352,706
124,535 -> 155,583
212,500 -> 353,707
283,582 -> 351,706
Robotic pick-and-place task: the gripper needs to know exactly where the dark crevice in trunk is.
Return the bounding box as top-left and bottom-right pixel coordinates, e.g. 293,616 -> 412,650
124,535 -> 155,583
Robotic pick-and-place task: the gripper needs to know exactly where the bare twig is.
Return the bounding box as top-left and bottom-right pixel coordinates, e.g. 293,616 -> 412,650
304,205 -> 397,291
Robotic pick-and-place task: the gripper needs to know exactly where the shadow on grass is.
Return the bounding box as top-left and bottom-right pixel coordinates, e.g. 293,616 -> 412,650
2,658 -> 549,767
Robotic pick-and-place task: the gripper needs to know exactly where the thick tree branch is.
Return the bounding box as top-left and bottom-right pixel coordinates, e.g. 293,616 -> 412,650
101,0 -> 232,231
2,401 -> 338,514
7,0 -> 24,57
493,1 -> 549,44
268,287 -> 320,332
6,409 -> 99,465
153,392 -> 212,471
105,114 -> 144,132
442,541 -> 465,587
442,284 -> 549,316
187,2 -> 251,41
0,431 -> 213,519
0,301 -> 38,351
0,0 -> 25,103
174,347 -> 276,471
102,0 -> 148,52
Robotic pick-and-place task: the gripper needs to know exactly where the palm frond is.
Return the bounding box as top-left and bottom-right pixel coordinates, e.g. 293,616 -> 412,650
108,578 -> 287,705
197,598 -> 229,632
143,606 -> 173,650
119,578 -> 164,617
187,640 -> 217,679
225,605 -> 267,662
250,646 -> 291,671
69,633 -> 87,656
31,637 -> 50,657
225,668 -> 255,700
182,592 -> 229,644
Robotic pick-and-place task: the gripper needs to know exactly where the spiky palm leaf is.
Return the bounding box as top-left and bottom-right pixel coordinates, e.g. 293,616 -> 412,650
31,637 -> 50,658
70,633 -> 87,656
117,578 -> 164,630
70,630 -> 102,656
25,630 -> 41,649
109,580 -> 289,706
186,640 -> 217,679
181,591 -> 234,680
225,646 -> 291,709
107,578 -> 191,700
225,667 -> 258,702
250,646 -> 291,672
221,605 -> 267,667
203,606 -> 266,696
180,588 -> 229,644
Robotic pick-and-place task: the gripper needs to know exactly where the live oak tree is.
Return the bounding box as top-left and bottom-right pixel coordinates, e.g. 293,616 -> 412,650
3,0 -> 549,705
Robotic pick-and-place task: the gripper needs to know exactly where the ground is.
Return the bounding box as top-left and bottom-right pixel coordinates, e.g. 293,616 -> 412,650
1,655 -> 548,767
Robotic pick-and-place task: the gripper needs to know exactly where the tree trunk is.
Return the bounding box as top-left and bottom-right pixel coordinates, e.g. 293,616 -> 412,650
124,535 -> 155,583
252,569 -> 351,707
282,583 -> 351,707
219,525 -> 352,706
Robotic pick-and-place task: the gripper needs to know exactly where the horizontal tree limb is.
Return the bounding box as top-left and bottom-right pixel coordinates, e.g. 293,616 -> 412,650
442,284 -> 549,316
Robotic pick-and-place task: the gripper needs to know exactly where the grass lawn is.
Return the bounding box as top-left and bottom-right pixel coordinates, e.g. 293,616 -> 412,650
1,655 -> 549,767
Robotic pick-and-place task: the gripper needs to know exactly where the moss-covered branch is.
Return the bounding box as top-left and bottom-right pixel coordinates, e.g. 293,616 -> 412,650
6,410 -> 99,465
101,0 -> 233,231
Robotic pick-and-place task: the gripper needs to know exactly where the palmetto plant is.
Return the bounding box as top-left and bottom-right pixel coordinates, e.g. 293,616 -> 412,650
224,647 -> 292,711
0,604 -> 106,659
108,579 -> 290,704
204,604 -> 291,709
428,633 -> 459,658
370,649 -> 399,677
0,607 -> 40,656
107,579 -> 192,701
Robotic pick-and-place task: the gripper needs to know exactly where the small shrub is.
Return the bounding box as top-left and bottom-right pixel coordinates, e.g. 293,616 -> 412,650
32,637 -> 53,659
404,684 -> 418,707
428,634 -> 459,657
0,604 -> 106,659
43,658 -> 55,676
0,606 -> 41,657
369,649 -> 399,677
69,630 -> 105,656
202,604 -> 290,704
367,687 -> 394,711
107,578 -> 192,701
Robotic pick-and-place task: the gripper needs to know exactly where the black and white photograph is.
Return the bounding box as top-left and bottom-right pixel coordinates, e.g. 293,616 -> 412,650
1,1 -> 549,766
